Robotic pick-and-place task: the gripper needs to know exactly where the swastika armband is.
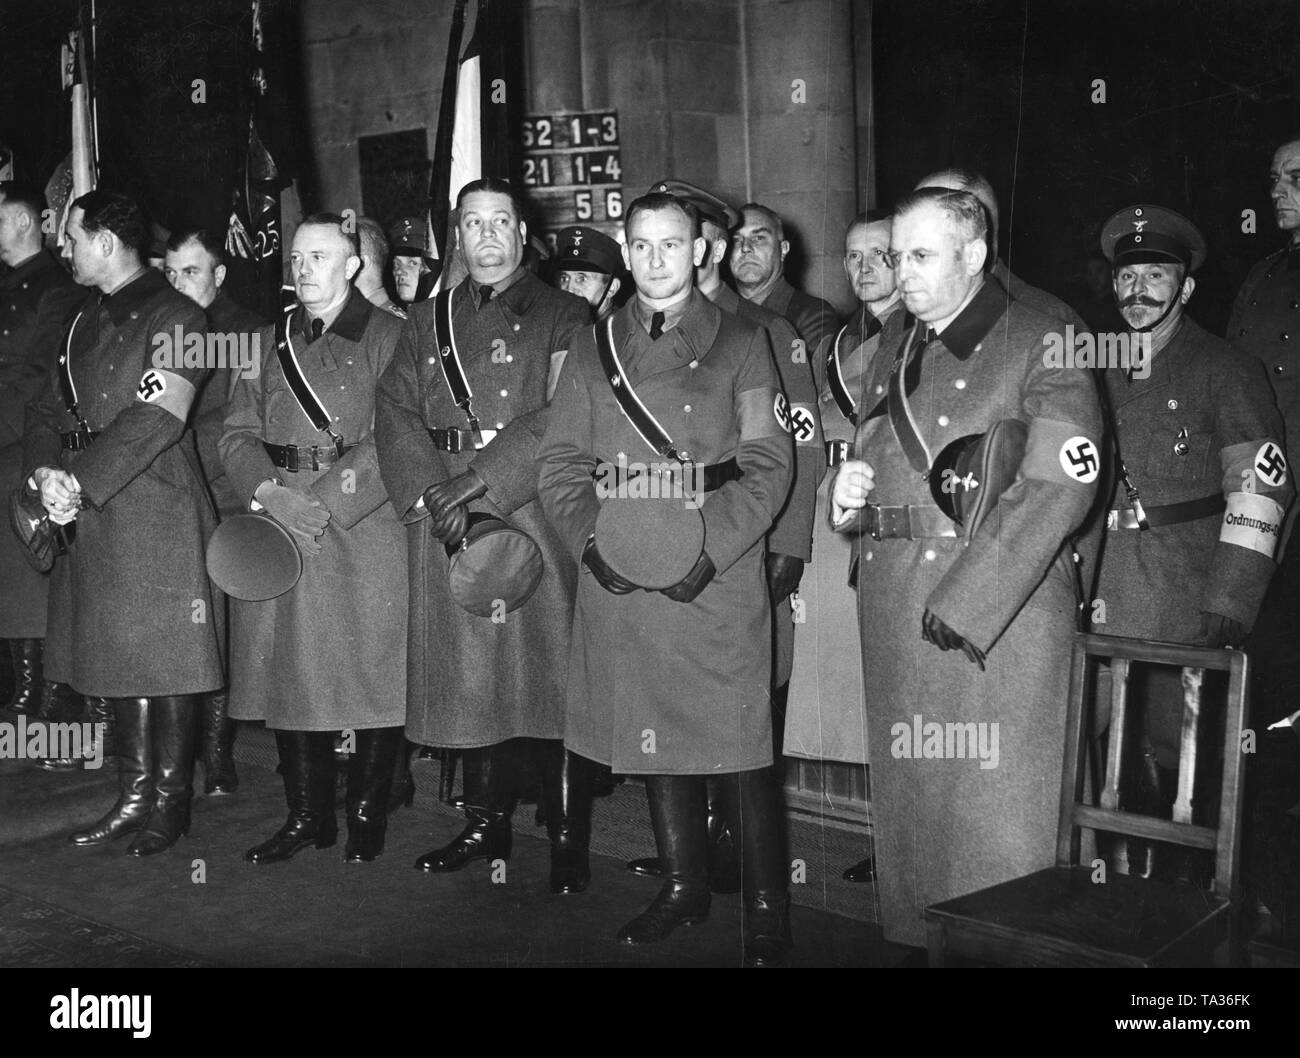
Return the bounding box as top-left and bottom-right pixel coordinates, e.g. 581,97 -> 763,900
1020,417 -> 1100,487
738,386 -> 784,441
1219,491 -> 1284,557
787,401 -> 820,447
134,369 -> 197,422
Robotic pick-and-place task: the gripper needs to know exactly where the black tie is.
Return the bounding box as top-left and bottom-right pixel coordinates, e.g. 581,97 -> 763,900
649,311 -> 665,340
478,284 -> 495,309
310,318 -> 324,342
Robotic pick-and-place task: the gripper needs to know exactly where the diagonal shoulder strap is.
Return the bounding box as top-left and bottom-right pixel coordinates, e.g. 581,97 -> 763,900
826,310 -> 883,427
57,311 -> 93,433
275,305 -> 341,446
430,286 -> 484,449
594,315 -> 682,462
886,320 -> 933,475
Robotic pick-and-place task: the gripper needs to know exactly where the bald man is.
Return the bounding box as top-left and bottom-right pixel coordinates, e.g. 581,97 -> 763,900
915,169 -> 1081,328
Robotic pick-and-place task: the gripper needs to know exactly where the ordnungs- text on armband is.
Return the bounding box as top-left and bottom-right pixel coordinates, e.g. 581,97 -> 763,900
1220,491 -> 1285,558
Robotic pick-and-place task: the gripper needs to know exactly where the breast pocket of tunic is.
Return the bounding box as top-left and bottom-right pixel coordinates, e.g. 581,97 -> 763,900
1137,405 -> 1214,484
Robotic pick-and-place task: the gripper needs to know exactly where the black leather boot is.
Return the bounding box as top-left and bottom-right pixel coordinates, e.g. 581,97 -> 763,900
720,768 -> 793,967
345,726 -> 402,863
388,736 -> 415,813
34,680 -> 85,771
246,730 -> 338,863
5,638 -> 42,715
128,696 -> 199,856
626,778 -> 739,893
414,743 -> 515,872
618,775 -> 711,944
70,698 -> 153,846
542,743 -> 594,894
200,690 -> 238,795
83,696 -> 116,768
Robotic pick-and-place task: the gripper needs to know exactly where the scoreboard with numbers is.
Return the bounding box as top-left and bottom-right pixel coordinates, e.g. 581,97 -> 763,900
521,109 -> 625,251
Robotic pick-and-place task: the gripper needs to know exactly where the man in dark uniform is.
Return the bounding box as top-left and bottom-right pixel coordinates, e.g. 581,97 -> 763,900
552,225 -> 623,321
0,184 -> 81,725
830,187 -> 1102,951
789,210 -> 906,884
538,191 -> 795,965
356,217 -> 407,320
388,216 -> 433,306
1093,205 -> 1292,881
163,227 -> 266,796
375,178 -> 592,893
732,202 -> 839,355
24,189 -> 224,855
220,213 -> 408,865
620,179 -> 820,891
1228,137 -> 1300,937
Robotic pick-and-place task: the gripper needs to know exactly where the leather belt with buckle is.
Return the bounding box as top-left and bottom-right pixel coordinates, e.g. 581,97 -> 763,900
863,503 -> 958,541
826,439 -> 850,467
262,441 -> 354,473
60,431 -> 100,451
1107,493 -> 1226,530
428,427 -> 499,453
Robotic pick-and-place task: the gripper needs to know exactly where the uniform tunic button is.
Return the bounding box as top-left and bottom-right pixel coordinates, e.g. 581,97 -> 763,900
1292,301 -> 1300,310
427,356 -> 436,364
496,422 -> 504,430
1174,442 -> 1189,456
1239,328 -> 1247,336
684,404 -> 692,413
1282,333 -> 1290,341
617,452 -> 626,461
513,324 -> 520,332
1251,299 -> 1258,307
1275,365 -> 1285,374
346,358 -> 353,365
1167,399 -> 1178,410
506,354 -> 513,363
923,549 -> 936,561
954,379 -> 966,389
937,415 -> 949,427
875,384 -> 884,395
865,550 -> 874,561
500,389 -> 508,397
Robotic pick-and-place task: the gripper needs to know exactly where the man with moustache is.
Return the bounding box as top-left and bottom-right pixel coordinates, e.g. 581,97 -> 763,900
24,189 -> 223,855
786,210 -> 906,883
220,213 -> 408,864
375,179 -> 592,893
829,187 -> 1102,952
1092,206 -> 1291,881
552,225 -> 623,322
732,202 -> 839,355
0,183 -> 81,725
538,191 -> 795,964
1229,135 -> 1300,938
164,227 -> 266,796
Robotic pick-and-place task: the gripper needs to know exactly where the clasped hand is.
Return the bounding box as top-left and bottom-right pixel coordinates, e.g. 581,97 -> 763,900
424,469 -> 488,544
33,467 -> 82,525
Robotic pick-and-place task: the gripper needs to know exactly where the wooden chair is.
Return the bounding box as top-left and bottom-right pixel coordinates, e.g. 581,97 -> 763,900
925,633 -> 1248,967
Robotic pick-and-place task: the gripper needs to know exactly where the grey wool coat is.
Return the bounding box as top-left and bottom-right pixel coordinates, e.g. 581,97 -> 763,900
219,290 -> 408,731
537,290 -> 794,775
23,269 -> 225,697
1095,317 -> 1292,643
0,251 -> 82,638
785,299 -> 905,765
374,270 -> 590,748
833,276 -> 1103,946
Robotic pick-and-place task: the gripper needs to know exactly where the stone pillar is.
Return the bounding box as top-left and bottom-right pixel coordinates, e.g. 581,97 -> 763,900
741,0 -> 858,313
527,0 -> 584,112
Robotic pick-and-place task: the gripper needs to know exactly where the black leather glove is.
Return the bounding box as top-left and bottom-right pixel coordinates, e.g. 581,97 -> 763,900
921,608 -> 986,671
661,551 -> 717,604
766,553 -> 805,602
424,470 -> 488,544
582,536 -> 638,595
1200,612 -> 1246,649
